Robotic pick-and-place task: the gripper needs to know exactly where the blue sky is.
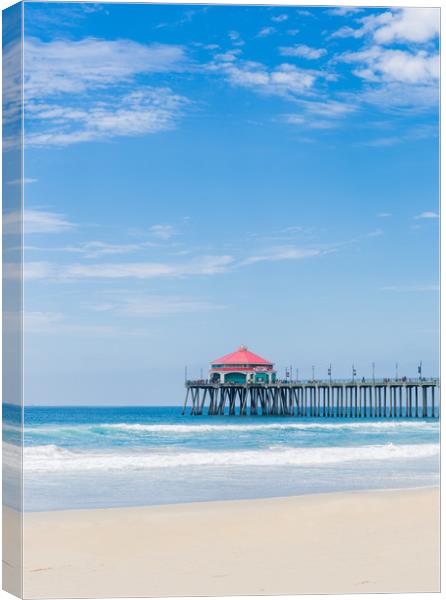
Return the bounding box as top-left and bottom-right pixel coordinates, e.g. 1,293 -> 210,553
14,3 -> 439,405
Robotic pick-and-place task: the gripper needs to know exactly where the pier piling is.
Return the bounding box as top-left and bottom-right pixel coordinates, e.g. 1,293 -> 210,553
183,378 -> 439,418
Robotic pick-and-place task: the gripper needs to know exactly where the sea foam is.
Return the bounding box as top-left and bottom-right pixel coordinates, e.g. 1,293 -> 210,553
20,442 -> 439,473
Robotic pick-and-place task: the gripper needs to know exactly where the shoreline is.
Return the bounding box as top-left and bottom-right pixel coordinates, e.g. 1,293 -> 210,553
21,482 -> 439,514
16,486 -> 440,597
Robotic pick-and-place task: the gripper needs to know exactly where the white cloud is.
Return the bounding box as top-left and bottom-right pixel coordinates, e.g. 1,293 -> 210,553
282,98 -> 358,129
23,36 -> 189,146
359,123 -> 438,147
272,14 -> 288,23
25,209 -> 74,234
4,209 -> 74,235
214,49 -> 242,62
150,224 -> 176,240
331,25 -> 364,40
24,262 -> 54,280
25,37 -> 186,99
381,284 -> 439,292
342,47 -> 439,85
377,212 -> 392,218
328,7 -> 363,17
331,8 -> 439,44
62,241 -> 156,259
414,211 -> 439,220
62,255 -> 234,280
357,81 -> 439,111
90,295 -> 226,317
242,246 -> 321,265
228,30 -> 244,46
26,87 -> 186,147
306,99 -> 356,117
283,114 -> 337,130
280,44 -> 327,60
257,27 -> 276,38
24,311 -> 145,337
212,59 -> 318,98
10,255 -> 234,282
372,8 -> 439,44
7,178 -> 38,185
364,228 -> 384,238
2,40 -> 22,128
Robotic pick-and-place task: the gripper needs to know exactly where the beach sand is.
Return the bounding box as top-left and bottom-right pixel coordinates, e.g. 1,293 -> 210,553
16,487 -> 439,598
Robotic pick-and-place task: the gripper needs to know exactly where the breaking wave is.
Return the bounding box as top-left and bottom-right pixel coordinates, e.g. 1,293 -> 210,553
20,442 -> 439,473
24,419 -> 438,436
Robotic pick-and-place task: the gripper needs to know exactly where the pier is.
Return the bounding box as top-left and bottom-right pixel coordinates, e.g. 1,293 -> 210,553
183,379 -> 440,418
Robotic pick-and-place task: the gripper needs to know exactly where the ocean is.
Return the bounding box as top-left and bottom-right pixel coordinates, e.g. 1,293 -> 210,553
3,405 -> 440,511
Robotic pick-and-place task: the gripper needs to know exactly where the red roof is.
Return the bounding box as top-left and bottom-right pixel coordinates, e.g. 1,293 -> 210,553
211,345 -> 272,366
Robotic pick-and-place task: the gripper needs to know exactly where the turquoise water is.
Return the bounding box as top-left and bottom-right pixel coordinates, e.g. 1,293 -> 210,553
3,405 -> 440,511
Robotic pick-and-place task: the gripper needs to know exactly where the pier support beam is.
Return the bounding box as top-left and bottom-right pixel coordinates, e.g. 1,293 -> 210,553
184,379 -> 439,418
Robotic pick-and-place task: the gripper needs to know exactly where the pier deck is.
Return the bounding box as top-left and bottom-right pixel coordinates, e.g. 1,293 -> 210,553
183,379 -> 440,418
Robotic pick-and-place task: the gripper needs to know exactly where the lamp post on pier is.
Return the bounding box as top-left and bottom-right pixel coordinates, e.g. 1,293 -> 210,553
328,363 -> 332,384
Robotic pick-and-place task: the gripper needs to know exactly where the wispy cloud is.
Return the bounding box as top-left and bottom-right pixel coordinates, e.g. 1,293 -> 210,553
271,14 -> 288,23
341,46 -> 439,85
150,224 -> 176,240
242,246 -> 322,266
414,211 -> 439,220
89,294 -> 226,317
282,98 -> 358,130
25,37 -> 187,99
7,178 -> 38,185
279,44 -> 327,60
4,209 -> 74,235
381,284 -> 439,292
26,87 -> 187,147
214,49 -> 242,62
24,3 -> 106,33
228,30 -> 244,46
24,37 -> 189,147
63,255 -> 233,280
359,123 -> 438,147
327,7 -> 363,17
17,255 -> 234,282
60,241 -> 157,259
377,212 -> 392,218
24,311 -> 147,337
209,58 -> 320,99
257,26 -> 276,38
331,8 -> 439,116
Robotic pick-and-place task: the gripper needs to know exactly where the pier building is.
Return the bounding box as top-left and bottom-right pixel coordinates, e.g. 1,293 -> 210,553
209,345 -> 276,385
183,347 -> 439,418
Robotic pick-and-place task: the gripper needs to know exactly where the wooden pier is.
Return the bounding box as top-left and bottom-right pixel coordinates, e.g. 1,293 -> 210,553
183,379 -> 440,418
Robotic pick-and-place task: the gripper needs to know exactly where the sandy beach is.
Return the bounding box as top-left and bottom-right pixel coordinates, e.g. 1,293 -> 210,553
13,487 -> 439,598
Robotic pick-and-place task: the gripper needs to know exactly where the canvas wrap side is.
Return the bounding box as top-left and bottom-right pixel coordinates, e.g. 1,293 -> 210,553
3,2 -> 24,597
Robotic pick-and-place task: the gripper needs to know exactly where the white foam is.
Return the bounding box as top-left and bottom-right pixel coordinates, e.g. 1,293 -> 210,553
20,442 -> 439,473
102,421 -> 438,434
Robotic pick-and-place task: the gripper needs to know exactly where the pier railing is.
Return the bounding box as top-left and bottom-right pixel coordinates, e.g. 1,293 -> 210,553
183,378 -> 440,418
186,377 -> 439,387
